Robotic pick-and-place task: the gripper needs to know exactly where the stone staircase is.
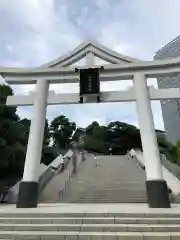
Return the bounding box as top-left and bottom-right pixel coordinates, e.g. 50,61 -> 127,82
0,210 -> 180,239
1,155 -> 180,239
60,155 -> 147,203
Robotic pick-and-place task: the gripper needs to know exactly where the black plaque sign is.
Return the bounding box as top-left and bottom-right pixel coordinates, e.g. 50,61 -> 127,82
79,68 -> 100,96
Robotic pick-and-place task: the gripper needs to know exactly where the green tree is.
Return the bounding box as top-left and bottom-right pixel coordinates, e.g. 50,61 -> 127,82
18,118 -> 31,146
0,84 -> 25,179
84,135 -> 109,154
106,121 -> 142,154
0,84 -> 19,121
84,120 -> 179,158
50,115 -> 76,149
18,118 -> 50,147
43,119 -> 51,147
86,121 -> 99,135
174,140 -> 180,165
41,146 -> 58,166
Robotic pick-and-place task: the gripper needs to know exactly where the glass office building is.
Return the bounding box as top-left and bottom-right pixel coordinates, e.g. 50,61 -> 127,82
154,36 -> 180,144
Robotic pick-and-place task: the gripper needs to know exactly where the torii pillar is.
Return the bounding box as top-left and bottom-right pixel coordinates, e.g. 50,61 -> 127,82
17,79 -> 49,208
134,73 -> 170,208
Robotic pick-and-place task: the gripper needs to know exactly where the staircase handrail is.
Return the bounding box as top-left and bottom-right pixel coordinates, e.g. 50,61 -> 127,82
160,153 -> 180,180
58,150 -> 88,199
6,149 -> 73,203
129,148 -> 180,196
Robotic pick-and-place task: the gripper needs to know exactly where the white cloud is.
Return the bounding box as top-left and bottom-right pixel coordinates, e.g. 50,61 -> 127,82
2,0 -> 180,130
0,0 -> 81,67
17,106 -> 33,120
76,116 -> 106,128
5,44 -> 13,53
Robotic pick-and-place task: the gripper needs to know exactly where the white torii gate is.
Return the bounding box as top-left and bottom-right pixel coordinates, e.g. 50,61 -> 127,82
1,40 -> 180,209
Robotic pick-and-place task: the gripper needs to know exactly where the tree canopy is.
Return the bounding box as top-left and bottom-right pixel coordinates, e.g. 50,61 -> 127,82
84,121 -> 142,155
0,85 -> 52,183
50,115 -> 76,150
0,85 -> 24,179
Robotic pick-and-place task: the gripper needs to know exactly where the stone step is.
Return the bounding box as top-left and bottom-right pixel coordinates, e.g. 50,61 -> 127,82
64,194 -> 147,197
60,155 -> 148,203
1,217 -> 180,225
0,231 -> 179,239
1,212 -> 180,218
63,199 -> 147,202
62,188 -> 146,191
0,223 -> 180,232
61,190 -> 146,193
61,194 -> 146,197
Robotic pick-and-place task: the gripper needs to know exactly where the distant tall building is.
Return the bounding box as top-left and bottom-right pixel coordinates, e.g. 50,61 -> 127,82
154,36 -> 180,144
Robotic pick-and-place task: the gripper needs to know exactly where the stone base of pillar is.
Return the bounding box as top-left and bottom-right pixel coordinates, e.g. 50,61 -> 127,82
16,182 -> 38,208
146,180 -> 171,208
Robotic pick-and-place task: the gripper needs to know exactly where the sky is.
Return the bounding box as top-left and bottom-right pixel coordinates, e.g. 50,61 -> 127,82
0,0 -> 180,129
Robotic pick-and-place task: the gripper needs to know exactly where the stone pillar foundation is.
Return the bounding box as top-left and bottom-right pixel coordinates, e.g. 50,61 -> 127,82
146,180 -> 170,208
16,182 -> 38,208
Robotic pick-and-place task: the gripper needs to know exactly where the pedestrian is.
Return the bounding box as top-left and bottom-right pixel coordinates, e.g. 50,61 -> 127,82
61,158 -> 65,171
81,150 -> 85,161
94,155 -> 100,167
72,151 -> 77,173
109,148 -> 112,155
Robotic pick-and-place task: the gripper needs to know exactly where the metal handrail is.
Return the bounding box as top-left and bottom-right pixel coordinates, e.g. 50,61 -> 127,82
160,153 -> 180,181
58,152 -> 79,199
58,150 -> 88,199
